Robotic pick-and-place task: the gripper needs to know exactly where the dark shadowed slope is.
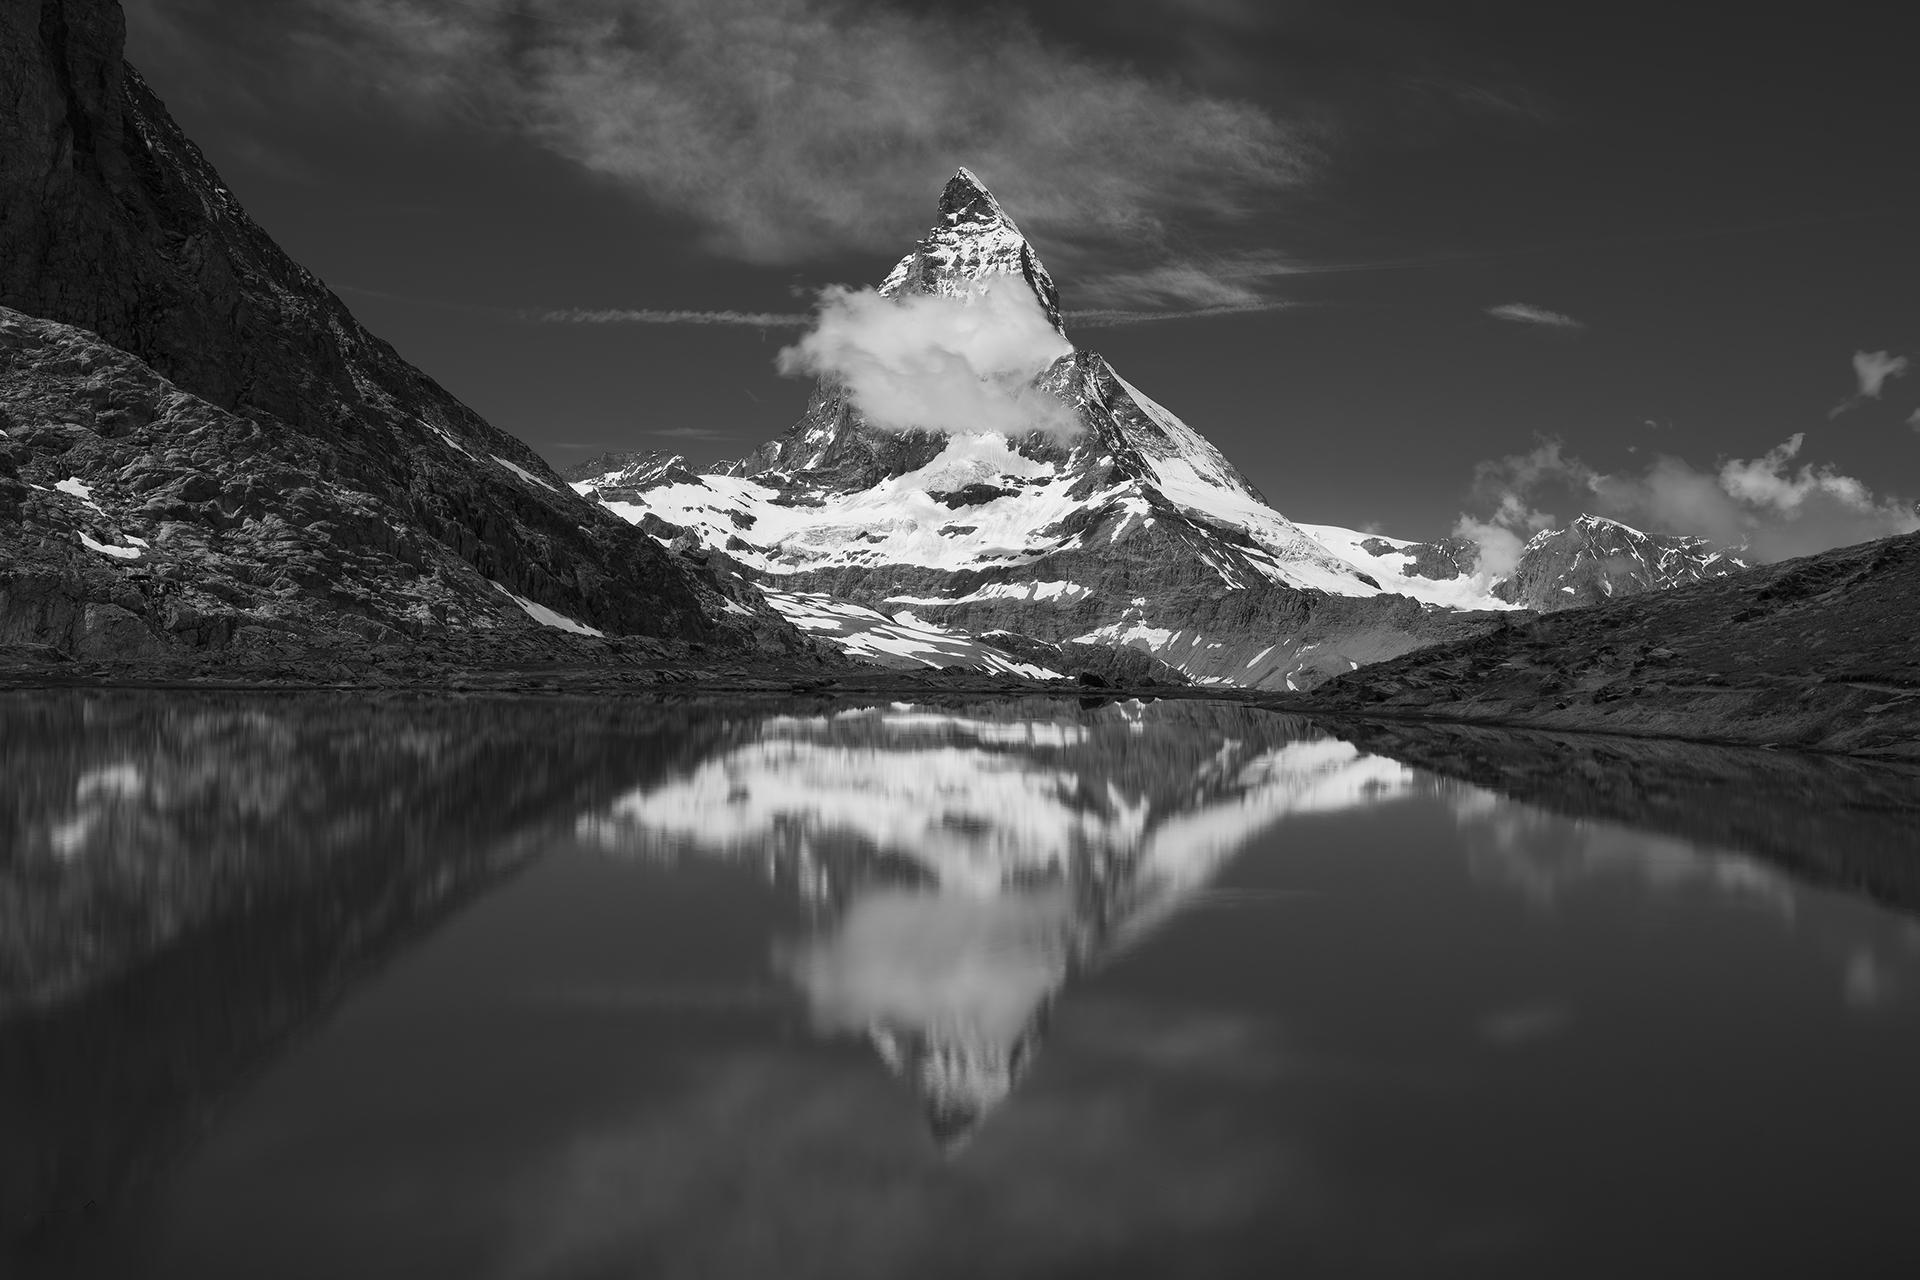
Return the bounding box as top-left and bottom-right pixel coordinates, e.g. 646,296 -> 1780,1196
1308,531 -> 1920,756
0,1 -> 808,662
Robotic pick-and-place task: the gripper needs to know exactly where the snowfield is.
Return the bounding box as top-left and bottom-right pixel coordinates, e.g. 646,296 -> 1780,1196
1295,524 -> 1517,612
760,587 -> 1060,677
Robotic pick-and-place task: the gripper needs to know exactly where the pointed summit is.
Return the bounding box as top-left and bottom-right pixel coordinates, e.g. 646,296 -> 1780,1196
881,167 -> 1065,335
939,167 -> 1009,224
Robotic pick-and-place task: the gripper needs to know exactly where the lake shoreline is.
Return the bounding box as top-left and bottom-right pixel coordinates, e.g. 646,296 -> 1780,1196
3,656 -> 1915,762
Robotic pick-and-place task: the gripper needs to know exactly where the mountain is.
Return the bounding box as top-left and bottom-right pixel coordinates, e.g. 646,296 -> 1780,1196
1309,529 -> 1920,756
0,1 -> 805,665
1493,514 -> 1748,609
573,170 -> 1506,689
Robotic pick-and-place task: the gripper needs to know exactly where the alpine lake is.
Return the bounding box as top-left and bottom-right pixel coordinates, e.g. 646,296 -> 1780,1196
5,690 -> 1918,1278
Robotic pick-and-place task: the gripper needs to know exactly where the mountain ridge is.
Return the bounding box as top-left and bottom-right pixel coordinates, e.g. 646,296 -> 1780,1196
0,0 -> 812,663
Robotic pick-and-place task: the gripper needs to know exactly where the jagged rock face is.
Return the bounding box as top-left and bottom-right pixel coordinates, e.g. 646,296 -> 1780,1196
1363,535 -> 1480,581
0,308 -> 818,662
0,1 -> 794,658
1494,515 -> 1747,611
575,169 -> 1498,688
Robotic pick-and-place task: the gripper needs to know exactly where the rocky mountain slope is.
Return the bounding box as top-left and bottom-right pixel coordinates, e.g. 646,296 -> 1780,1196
1307,530 -> 1920,756
0,0 -> 806,664
573,170 -> 1503,689
1492,514 -> 1747,609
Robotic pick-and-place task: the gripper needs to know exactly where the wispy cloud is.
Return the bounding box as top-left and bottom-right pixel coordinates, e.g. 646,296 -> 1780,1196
1455,434 -> 1919,567
1067,302 -> 1297,328
340,282 -> 1289,332
1829,348 -> 1910,417
1486,302 -> 1585,330
214,0 -> 1319,309
648,427 -> 737,440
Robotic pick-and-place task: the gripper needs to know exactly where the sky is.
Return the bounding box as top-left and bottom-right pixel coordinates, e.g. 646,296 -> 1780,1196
124,0 -> 1919,554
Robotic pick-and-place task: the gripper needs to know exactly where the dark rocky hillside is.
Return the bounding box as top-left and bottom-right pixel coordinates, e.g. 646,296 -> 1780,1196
1308,531 -> 1920,756
0,0 -> 806,663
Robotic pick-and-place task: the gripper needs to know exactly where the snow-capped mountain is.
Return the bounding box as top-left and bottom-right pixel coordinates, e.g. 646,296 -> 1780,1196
1494,514 -> 1748,610
573,170 -> 1501,688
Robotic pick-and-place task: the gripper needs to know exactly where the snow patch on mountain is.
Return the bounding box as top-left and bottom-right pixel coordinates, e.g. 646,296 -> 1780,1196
77,531 -> 141,560
491,455 -> 558,491
761,587 -> 1059,677
492,582 -> 605,636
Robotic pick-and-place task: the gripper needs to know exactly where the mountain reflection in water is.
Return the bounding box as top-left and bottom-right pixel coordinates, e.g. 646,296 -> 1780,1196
4,692 -> 1919,1278
577,704 -> 1416,1143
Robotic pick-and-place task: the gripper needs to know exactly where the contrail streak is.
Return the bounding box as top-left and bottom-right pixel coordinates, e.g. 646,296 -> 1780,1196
1065,302 -> 1298,328
528,307 -> 811,327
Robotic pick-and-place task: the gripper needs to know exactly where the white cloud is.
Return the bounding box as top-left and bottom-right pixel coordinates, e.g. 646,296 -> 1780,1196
1449,489 -> 1554,580
1830,349 -> 1911,417
1852,350 -> 1909,399
1486,302 -> 1585,330
1448,516 -> 1526,581
775,281 -> 1079,437
1456,434 -> 1919,567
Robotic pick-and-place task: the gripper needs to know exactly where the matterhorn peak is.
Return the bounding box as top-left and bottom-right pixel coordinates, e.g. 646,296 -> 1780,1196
883,167 -> 1066,335
940,167 -> 1012,225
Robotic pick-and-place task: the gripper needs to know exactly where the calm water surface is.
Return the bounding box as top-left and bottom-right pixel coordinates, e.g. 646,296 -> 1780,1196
3,692 -> 1918,1278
